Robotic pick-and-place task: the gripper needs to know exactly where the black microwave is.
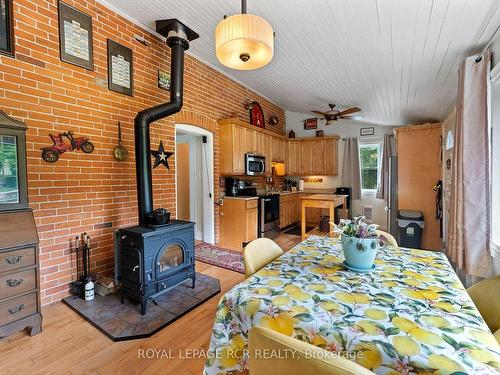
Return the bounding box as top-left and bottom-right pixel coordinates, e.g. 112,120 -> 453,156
245,153 -> 265,176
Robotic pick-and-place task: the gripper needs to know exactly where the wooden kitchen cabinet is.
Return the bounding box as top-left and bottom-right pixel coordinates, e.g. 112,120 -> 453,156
219,118 -> 338,176
219,198 -> 258,251
219,118 -> 286,176
323,139 -> 338,175
301,140 -> 313,175
279,193 -> 301,229
271,136 -> 286,162
301,139 -> 324,174
287,140 -> 302,175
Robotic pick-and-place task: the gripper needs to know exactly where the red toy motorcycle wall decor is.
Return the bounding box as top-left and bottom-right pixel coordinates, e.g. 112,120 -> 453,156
41,131 -> 94,163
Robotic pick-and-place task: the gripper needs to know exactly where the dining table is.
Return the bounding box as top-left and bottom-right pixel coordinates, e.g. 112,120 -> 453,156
204,236 -> 500,375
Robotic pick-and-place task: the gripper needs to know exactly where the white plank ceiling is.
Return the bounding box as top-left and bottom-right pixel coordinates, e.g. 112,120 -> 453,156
100,0 -> 500,125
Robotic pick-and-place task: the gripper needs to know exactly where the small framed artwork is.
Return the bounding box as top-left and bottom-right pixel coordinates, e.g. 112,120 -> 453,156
0,0 -> 14,56
249,101 -> 265,128
304,118 -> 318,130
158,69 -> 171,91
107,39 -> 134,96
360,127 -> 375,136
58,1 -> 94,70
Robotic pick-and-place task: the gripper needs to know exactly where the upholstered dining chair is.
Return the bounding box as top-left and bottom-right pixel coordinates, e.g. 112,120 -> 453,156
467,275 -> 500,338
248,326 -> 375,375
375,230 -> 399,248
243,238 -> 284,278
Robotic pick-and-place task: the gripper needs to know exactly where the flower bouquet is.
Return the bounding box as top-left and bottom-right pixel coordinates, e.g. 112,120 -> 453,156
333,216 -> 387,272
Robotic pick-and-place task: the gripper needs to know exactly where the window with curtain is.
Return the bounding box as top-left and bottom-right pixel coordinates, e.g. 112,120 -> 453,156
359,143 -> 381,192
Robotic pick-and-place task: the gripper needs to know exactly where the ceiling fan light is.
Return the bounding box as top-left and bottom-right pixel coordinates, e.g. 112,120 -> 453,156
215,14 -> 274,70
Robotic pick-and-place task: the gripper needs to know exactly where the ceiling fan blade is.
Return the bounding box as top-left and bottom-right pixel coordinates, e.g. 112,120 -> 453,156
340,115 -> 365,121
311,111 -> 326,116
339,107 -> 361,116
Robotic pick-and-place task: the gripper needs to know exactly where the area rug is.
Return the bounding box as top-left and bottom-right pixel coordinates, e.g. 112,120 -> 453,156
62,273 -> 220,341
195,242 -> 245,274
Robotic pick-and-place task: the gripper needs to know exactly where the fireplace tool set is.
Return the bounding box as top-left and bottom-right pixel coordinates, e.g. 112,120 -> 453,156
70,233 -> 95,300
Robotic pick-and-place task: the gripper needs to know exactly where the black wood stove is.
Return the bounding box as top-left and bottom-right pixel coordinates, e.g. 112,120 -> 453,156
119,220 -> 195,315
117,19 -> 199,315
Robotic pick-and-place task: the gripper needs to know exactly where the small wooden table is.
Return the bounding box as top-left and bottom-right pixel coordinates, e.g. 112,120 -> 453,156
301,194 -> 347,240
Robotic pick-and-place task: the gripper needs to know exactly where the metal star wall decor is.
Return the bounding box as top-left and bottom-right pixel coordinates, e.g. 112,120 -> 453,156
151,141 -> 174,169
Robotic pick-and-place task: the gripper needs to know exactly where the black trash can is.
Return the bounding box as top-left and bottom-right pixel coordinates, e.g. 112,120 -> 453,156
397,210 -> 424,248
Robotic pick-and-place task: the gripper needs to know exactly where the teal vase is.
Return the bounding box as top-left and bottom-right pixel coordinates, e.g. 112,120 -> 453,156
341,233 -> 380,270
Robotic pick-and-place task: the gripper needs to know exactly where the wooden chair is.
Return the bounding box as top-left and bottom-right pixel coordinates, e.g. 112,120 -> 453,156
243,238 -> 284,278
375,230 -> 398,248
248,326 -> 374,375
467,275 -> 500,336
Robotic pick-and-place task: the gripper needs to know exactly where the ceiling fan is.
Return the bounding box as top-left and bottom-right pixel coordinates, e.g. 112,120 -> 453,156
311,104 -> 362,125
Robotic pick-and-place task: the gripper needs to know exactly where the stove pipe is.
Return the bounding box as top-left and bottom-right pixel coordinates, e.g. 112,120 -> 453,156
134,19 -> 199,226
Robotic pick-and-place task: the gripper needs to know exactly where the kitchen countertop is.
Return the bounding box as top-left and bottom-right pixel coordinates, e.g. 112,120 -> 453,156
223,195 -> 258,201
301,194 -> 348,201
278,189 -> 336,196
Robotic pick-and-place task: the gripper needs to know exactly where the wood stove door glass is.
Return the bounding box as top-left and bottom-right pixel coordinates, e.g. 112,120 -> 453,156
157,243 -> 184,273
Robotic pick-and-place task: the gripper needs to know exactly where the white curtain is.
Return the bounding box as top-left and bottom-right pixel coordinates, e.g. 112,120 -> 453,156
377,134 -> 393,200
447,51 -> 493,278
341,138 -> 361,200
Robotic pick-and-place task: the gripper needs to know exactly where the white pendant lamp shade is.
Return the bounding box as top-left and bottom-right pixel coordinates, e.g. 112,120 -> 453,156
215,14 -> 274,70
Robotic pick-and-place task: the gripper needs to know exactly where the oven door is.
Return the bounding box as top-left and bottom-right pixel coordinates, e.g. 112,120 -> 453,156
260,195 -> 280,237
246,154 -> 265,176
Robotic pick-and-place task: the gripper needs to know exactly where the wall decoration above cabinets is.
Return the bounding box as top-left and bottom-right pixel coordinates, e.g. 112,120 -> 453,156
247,101 -> 265,128
58,1 -> 94,70
269,115 -> 279,126
0,0 -> 14,56
304,118 -> 318,130
107,39 -> 134,96
41,131 -> 94,163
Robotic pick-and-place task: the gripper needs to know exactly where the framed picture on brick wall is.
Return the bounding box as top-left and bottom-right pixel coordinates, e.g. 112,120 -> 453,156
0,0 -> 14,56
107,39 -> 134,96
58,1 -> 94,70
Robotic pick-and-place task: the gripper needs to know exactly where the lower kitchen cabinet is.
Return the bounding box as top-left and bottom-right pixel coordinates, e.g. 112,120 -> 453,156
279,194 -> 301,229
219,198 -> 259,251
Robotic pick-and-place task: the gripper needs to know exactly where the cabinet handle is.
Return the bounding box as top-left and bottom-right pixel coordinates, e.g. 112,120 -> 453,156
6,279 -> 24,288
4,255 -> 22,265
8,304 -> 24,315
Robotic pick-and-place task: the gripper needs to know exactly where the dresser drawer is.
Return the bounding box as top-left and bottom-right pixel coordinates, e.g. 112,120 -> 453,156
0,292 -> 38,326
0,269 -> 37,300
0,247 -> 36,273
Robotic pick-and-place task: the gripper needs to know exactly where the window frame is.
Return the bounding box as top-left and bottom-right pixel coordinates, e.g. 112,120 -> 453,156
0,0 -> 14,57
358,141 -> 382,195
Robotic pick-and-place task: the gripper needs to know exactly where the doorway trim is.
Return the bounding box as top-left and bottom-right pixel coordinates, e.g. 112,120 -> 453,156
175,124 -> 215,244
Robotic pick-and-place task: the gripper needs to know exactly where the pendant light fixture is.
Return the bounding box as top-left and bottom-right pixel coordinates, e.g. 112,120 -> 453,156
215,0 -> 274,70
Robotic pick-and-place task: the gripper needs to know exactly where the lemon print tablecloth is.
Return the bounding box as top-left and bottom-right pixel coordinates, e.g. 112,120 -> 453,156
204,236 -> 500,374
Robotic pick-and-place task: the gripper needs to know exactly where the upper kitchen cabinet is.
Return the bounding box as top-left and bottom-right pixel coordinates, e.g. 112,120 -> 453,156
219,118 -> 286,176
301,139 -> 324,175
287,140 -> 302,175
323,138 -> 338,175
288,137 -> 339,176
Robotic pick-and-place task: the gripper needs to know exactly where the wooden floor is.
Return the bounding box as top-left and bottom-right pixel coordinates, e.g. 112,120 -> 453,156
0,233 -> 301,375
0,262 -> 244,375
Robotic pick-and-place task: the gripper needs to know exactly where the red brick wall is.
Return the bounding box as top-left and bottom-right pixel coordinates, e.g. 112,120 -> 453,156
0,0 -> 285,305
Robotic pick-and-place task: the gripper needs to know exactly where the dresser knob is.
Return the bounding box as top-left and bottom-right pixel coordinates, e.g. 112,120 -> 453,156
6,279 -> 24,288
4,255 -> 22,265
8,304 -> 24,315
